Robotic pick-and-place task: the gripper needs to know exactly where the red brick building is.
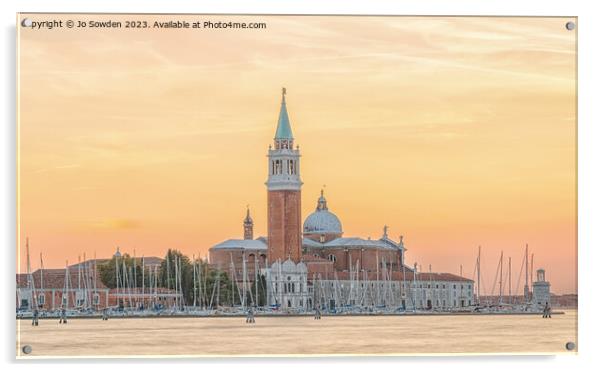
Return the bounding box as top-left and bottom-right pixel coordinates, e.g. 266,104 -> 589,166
16,255 -> 180,311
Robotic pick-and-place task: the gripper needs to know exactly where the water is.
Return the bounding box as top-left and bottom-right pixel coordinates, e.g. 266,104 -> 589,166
16,310 -> 577,357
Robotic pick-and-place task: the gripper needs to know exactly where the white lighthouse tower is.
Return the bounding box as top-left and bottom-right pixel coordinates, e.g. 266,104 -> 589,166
532,268 -> 551,309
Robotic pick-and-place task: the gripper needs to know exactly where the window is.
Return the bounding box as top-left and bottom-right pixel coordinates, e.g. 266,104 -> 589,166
38,294 -> 45,305
93,293 -> 100,305
62,295 -> 68,306
328,254 -> 336,262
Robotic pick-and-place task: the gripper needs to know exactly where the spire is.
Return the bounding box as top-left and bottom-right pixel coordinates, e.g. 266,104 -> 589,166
274,87 -> 293,140
243,206 -> 254,240
316,189 -> 328,211
244,205 -> 253,224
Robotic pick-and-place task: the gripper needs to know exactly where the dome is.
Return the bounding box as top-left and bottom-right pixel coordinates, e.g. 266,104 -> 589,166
303,190 -> 343,235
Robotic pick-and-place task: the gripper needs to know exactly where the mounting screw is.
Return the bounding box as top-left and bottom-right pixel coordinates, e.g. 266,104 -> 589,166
22,345 -> 32,354
565,22 -> 575,31
565,341 -> 576,351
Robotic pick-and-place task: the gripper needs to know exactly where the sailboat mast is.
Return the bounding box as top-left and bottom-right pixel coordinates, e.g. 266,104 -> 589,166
39,251 -> 44,306
25,237 -> 37,310
499,251 -> 503,303
477,245 -> 481,304
508,257 -> 512,304
524,244 -> 529,302
530,253 -> 534,290
142,256 -> 145,309
254,255 -> 259,308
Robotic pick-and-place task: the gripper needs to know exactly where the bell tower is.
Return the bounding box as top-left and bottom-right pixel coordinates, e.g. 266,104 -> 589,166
266,88 -> 302,263
243,206 -> 253,240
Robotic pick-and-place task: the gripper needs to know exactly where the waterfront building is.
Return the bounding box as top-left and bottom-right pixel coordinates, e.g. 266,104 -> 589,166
16,256 -> 180,311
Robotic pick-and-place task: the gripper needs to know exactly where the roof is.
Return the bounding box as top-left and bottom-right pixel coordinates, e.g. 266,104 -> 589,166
16,268 -> 109,290
303,236 -> 401,250
324,237 -> 400,250
210,238 -> 267,250
315,269 -> 472,283
274,93 -> 293,139
68,256 -> 163,270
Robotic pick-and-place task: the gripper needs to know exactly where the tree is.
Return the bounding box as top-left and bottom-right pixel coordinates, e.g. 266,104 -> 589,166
249,274 -> 268,307
159,249 -> 194,305
98,254 -> 142,289
186,258 -> 240,308
100,248 -> 242,309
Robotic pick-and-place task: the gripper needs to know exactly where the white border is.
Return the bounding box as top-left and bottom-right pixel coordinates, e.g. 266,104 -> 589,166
2,0 -> 600,370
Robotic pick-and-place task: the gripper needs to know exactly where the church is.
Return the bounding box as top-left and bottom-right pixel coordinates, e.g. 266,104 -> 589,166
209,89 -> 474,312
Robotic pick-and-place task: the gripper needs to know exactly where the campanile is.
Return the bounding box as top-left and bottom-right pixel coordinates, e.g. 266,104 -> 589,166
266,88 -> 302,263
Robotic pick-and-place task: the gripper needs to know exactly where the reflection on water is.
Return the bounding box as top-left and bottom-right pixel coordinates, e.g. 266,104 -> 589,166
17,310 -> 577,357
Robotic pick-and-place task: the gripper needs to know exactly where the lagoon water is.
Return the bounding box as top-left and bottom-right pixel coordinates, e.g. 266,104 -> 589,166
16,310 -> 577,357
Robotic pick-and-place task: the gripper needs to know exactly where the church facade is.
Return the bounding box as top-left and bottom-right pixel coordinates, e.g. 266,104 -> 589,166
209,89 -> 474,312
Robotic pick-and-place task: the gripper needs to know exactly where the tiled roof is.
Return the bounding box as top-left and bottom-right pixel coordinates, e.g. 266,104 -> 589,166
210,238 -> 267,250
313,269 -> 472,282
16,268 -> 108,290
324,237 -> 400,250
68,256 -> 163,270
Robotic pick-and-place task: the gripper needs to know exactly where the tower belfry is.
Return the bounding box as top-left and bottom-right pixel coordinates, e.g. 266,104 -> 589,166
243,206 -> 254,240
266,88 -> 303,263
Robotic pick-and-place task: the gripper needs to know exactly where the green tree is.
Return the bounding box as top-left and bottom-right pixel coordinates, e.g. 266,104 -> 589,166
159,249 -> 194,305
100,248 -> 242,309
249,274 -> 268,307
99,254 -> 143,289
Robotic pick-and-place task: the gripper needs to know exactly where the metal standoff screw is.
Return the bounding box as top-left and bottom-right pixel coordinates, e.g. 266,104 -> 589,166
565,22 -> 575,31
22,345 -> 32,354
565,341 -> 576,351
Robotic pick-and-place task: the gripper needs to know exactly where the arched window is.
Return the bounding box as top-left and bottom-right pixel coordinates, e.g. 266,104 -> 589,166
328,254 -> 336,262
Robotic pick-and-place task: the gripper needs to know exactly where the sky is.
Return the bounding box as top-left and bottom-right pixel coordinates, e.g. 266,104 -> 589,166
17,15 -> 576,294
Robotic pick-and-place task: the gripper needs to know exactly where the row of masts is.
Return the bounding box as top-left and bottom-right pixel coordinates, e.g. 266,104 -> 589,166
473,244 -> 535,306
21,237 -> 540,311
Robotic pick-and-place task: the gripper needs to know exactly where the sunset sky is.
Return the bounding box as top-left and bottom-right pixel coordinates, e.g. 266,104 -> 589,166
17,15 -> 576,294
